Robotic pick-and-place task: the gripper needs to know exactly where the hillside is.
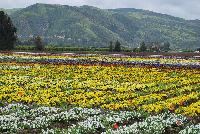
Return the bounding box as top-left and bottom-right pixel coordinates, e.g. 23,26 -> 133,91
110,8 -> 200,50
0,8 -> 22,15
4,3 -> 200,49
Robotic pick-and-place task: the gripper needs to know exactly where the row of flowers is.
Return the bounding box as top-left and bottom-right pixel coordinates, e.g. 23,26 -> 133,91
0,53 -> 199,133
0,62 -> 199,117
0,53 -> 199,68
1,103 -> 200,133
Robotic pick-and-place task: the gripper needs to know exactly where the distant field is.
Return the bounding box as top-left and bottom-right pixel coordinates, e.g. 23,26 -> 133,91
0,52 -> 200,133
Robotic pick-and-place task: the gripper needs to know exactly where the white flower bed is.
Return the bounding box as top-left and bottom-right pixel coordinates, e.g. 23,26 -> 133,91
179,124 -> 200,134
103,112 -> 187,134
0,103 -> 199,134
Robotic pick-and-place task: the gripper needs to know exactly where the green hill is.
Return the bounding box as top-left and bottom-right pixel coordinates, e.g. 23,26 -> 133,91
4,3 -> 200,50
110,8 -> 200,50
0,8 -> 22,15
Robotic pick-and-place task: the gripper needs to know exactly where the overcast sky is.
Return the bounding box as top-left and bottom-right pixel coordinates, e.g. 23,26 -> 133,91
1,0 -> 200,20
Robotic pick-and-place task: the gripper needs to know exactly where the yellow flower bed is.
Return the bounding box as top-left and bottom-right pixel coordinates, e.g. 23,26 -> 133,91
0,60 -> 199,116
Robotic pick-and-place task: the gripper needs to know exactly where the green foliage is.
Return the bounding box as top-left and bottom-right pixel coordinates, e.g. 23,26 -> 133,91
6,3 -> 200,50
15,45 -> 109,52
139,42 -> 147,52
162,42 -> 170,52
114,40 -> 122,52
15,45 -> 35,51
0,11 -> 17,50
109,41 -> 113,52
0,8 -> 22,15
34,36 -> 44,51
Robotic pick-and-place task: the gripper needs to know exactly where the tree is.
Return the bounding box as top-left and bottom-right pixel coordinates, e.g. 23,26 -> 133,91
109,41 -> 113,52
150,42 -> 161,52
0,11 -> 17,50
162,42 -> 170,52
139,42 -> 147,52
34,36 -> 44,51
114,40 -> 121,52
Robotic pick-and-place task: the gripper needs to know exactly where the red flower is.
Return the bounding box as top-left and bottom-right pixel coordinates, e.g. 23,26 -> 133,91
113,122 -> 119,129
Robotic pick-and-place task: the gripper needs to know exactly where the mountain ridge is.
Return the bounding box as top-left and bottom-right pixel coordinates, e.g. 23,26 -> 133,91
2,3 -> 200,50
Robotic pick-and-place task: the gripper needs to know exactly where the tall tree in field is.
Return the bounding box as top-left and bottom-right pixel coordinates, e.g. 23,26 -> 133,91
0,11 -> 17,50
162,42 -> 170,52
34,36 -> 44,51
139,42 -> 147,52
114,40 -> 121,52
109,41 -> 113,52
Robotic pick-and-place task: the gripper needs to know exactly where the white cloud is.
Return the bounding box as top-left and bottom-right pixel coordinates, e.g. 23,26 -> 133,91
0,0 -> 200,20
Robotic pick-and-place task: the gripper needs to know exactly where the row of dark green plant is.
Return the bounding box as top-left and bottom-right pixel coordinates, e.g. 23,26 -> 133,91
15,45 -> 110,52
14,44 -> 198,53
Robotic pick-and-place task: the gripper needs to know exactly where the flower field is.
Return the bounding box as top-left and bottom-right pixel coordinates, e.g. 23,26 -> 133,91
0,52 -> 200,133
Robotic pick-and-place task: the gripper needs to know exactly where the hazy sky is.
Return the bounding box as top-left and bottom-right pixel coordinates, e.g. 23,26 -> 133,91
1,0 -> 200,20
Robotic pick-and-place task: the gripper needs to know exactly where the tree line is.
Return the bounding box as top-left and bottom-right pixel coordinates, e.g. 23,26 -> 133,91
108,41 -> 171,52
